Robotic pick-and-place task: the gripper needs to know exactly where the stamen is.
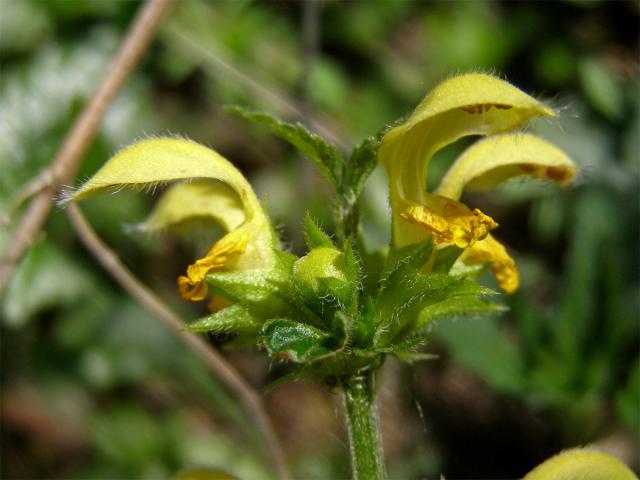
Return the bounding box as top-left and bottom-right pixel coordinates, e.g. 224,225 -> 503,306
401,199 -> 498,248
177,233 -> 248,301
463,235 -> 519,293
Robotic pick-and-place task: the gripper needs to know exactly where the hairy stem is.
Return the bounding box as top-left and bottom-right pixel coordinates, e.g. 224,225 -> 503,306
335,196 -> 359,248
342,370 -> 386,480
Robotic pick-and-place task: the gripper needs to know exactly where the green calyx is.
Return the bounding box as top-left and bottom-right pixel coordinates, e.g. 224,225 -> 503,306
293,247 -> 353,314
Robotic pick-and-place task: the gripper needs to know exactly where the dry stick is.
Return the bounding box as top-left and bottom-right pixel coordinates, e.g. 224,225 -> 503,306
0,0 -> 173,295
66,203 -> 290,480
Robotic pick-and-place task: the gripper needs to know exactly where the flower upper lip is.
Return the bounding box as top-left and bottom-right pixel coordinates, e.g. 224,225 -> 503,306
379,73 -> 577,293
66,137 -> 277,302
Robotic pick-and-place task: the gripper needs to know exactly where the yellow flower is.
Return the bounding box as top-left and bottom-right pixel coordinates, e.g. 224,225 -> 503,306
66,137 -> 276,301
524,448 -> 637,480
379,73 -> 577,293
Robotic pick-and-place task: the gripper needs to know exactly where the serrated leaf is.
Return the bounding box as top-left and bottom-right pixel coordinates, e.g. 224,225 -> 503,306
185,304 -> 260,334
304,213 -> 334,249
374,272 -> 493,347
342,241 -> 361,284
393,351 -> 439,363
273,248 -> 298,273
431,245 -> 463,274
291,247 -> 353,320
343,135 -> 380,202
357,239 -> 386,297
205,264 -> 316,324
379,237 -> 434,291
374,335 -> 426,354
353,296 -> 376,348
342,241 -> 361,313
227,106 -> 344,188
330,310 -> 351,351
416,294 -> 505,330
261,319 -> 332,363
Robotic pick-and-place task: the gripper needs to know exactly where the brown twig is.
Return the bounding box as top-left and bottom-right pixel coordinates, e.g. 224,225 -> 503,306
66,203 -> 290,479
0,0 -> 173,295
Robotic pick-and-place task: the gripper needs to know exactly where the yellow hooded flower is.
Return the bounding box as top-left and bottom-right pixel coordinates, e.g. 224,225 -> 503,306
66,138 -> 276,301
379,73 -> 577,293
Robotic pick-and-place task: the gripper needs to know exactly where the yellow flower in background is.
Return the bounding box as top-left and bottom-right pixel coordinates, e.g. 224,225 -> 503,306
523,448 -> 638,480
66,138 -> 276,301
379,73 -> 577,293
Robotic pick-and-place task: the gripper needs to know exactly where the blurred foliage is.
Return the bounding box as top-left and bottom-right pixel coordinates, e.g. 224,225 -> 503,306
1,0 -> 638,479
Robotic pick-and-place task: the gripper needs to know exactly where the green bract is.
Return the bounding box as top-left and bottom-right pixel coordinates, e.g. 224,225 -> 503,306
292,247 -> 352,314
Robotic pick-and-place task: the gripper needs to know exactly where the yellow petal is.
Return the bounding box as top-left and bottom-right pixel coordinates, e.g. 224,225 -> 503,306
437,133 -> 577,200
67,138 -> 260,219
403,73 -> 554,132
379,73 -> 554,246
178,229 -> 249,301
400,194 -> 498,248
66,138 -> 277,301
139,181 -> 246,233
524,448 -> 637,480
457,234 -> 519,293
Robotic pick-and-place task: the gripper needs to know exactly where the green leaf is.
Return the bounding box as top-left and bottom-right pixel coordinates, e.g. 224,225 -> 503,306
262,370 -> 306,393
554,190 -> 614,363
342,241 -> 361,313
379,237 -> 434,291
357,240 -> 386,297
2,239 -> 98,328
416,293 -> 505,330
185,304 -> 261,334
261,319 -> 332,363
374,335 -> 426,354
374,272 -> 494,347
353,296 -> 376,348
431,245 -> 463,274
343,135 -> 380,202
205,265 -> 313,323
436,317 -> 527,394
291,246 -> 355,321
226,106 -> 344,188
342,241 -> 361,285
393,351 -> 439,363
330,310 -> 351,352
578,57 -> 624,120
304,213 -> 335,249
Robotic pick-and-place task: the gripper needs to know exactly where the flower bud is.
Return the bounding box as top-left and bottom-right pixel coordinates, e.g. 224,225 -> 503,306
293,247 -> 352,314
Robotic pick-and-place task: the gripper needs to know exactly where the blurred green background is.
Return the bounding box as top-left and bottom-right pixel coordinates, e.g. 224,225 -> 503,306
1,0 -> 638,478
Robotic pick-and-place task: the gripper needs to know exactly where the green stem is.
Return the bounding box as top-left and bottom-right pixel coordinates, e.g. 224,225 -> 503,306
341,369 -> 386,480
335,196 -> 359,248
